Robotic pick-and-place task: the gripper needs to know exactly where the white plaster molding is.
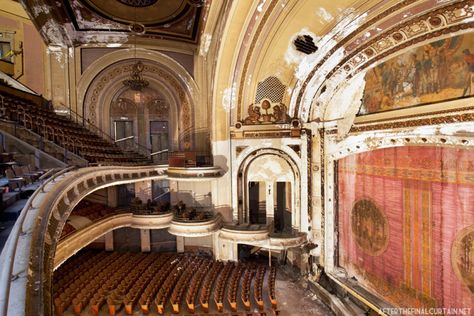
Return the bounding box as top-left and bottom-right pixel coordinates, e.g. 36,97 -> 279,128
167,166 -> 223,180
168,213 -> 223,237
327,122 -> 474,161
55,212 -> 174,268
219,226 -> 269,242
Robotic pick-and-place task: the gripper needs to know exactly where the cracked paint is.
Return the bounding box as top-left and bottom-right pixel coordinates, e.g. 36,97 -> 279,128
316,8 -> 333,23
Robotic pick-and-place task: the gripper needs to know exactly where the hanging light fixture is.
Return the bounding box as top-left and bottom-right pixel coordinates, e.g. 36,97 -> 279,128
123,6 -> 149,92
123,60 -> 149,91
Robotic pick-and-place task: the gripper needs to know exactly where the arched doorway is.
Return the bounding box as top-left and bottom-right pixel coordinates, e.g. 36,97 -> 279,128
110,85 -> 172,163
239,151 -> 299,233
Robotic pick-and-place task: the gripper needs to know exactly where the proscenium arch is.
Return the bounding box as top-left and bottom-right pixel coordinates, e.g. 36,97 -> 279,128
328,130 -> 474,161
237,148 -> 300,228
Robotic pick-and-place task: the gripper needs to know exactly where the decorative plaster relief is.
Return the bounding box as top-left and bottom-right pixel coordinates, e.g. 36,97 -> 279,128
327,121 -> 474,161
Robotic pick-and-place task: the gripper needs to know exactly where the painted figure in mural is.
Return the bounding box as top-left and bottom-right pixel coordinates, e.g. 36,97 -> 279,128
408,53 -> 420,96
437,47 -> 449,90
430,49 -> 440,93
462,49 -> 474,96
380,63 -> 392,97
361,34 -> 474,114
420,50 -> 432,95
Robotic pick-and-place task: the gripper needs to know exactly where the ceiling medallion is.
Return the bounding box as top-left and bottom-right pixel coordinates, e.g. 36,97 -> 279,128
130,23 -> 146,34
123,61 -> 149,91
117,0 -> 158,7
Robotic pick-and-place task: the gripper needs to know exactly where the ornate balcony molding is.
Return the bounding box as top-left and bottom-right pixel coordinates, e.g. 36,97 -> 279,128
219,225 -> 269,242
54,212 -> 173,269
219,226 -> 307,250
168,213 -> 223,237
166,166 -> 223,180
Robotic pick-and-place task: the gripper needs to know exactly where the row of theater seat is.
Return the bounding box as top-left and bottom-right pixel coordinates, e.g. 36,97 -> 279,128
53,251 -> 278,315
213,260 -> 234,312
199,260 -> 223,312
269,265 -> 278,309
3,163 -> 44,191
228,263 -> 244,312
60,201 -> 121,239
1,94 -> 150,165
186,258 -> 211,313
241,264 -> 255,310
254,265 -> 267,310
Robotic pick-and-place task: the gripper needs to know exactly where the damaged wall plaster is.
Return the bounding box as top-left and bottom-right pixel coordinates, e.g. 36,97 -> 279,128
287,9 -> 368,121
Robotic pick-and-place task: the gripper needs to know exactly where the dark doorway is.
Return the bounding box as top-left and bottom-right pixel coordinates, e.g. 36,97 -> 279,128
275,182 -> 292,232
150,121 -> 168,163
114,120 -> 134,151
248,181 -> 266,224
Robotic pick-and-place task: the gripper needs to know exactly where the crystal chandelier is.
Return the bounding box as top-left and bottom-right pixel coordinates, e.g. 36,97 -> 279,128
123,61 -> 149,91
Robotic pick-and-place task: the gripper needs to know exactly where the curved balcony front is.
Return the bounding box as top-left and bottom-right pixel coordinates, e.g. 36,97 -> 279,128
268,231 -> 308,249
219,224 -> 308,250
166,166 -> 223,180
168,212 -> 223,237
219,224 -> 269,242
55,211 -> 173,268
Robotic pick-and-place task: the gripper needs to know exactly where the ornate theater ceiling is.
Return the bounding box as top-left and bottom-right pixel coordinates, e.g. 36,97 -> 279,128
20,0 -> 207,46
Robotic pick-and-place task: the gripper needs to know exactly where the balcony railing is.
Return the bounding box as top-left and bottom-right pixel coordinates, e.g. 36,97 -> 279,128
168,151 -> 212,167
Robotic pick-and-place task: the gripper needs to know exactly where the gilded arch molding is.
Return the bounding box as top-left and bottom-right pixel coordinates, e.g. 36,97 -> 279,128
77,48 -> 198,114
83,60 -> 190,147
77,48 -> 200,147
298,0 -> 474,122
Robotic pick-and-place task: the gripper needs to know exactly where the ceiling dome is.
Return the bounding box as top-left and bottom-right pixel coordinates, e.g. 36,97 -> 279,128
80,0 -> 189,25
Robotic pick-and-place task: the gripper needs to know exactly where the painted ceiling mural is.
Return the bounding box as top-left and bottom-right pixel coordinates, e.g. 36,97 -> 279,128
21,0 -> 206,45
359,31 -> 474,115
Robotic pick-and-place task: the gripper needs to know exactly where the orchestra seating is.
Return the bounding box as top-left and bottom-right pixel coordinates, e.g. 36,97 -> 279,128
60,201 -> 122,239
254,265 -> 267,310
241,263 -> 255,311
0,92 -> 150,165
268,265 -> 278,309
213,262 -> 234,312
53,250 -> 278,315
